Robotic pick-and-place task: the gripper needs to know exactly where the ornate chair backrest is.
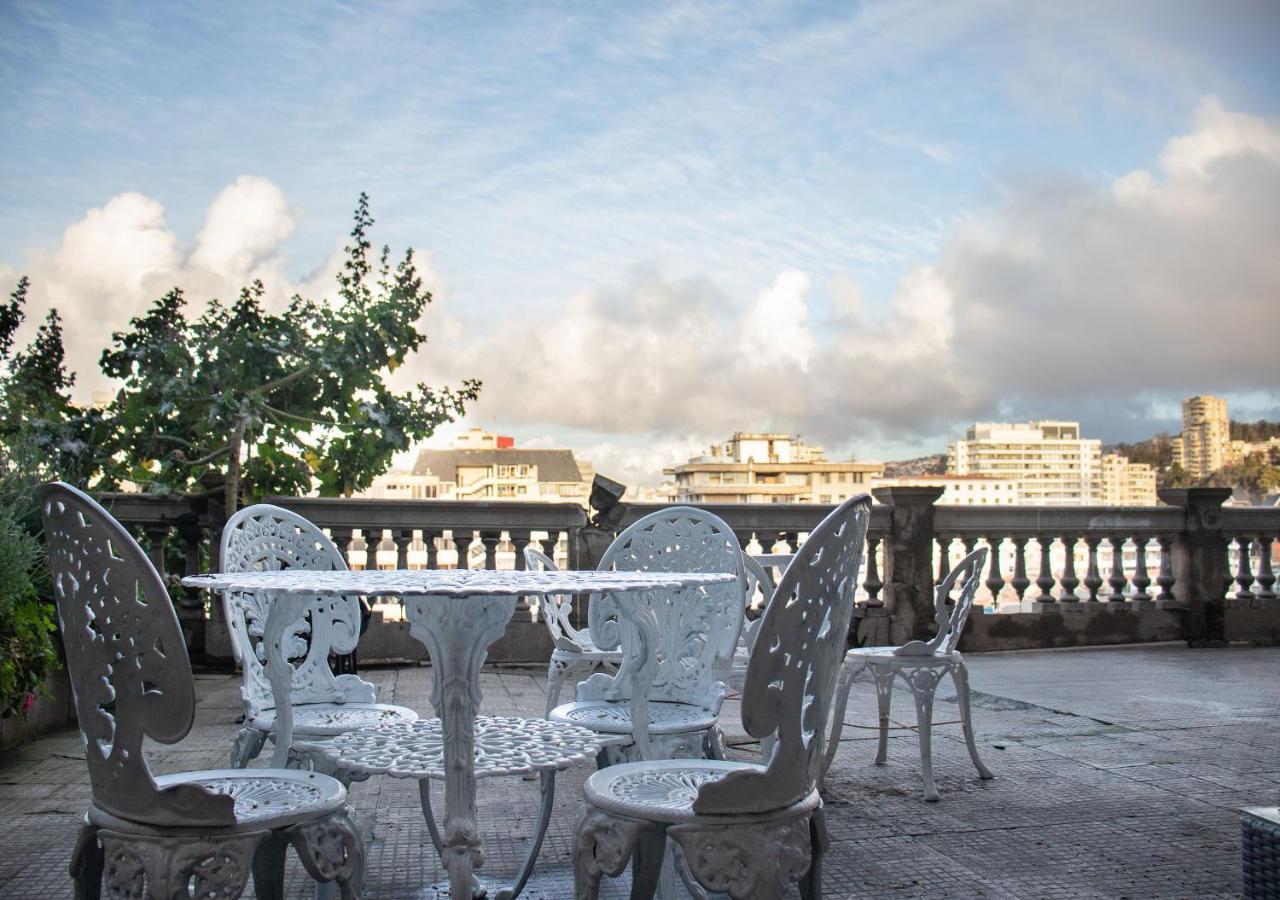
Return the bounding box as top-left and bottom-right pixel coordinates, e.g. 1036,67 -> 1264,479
895,546 -> 988,657
220,504 -> 374,717
693,494 -> 871,816
585,506 -> 745,710
522,546 -> 591,651
41,482 -> 235,827
739,553 -> 775,648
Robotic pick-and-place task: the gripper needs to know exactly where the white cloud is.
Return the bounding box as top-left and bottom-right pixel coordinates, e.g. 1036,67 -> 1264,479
190,176 -> 296,282
413,97 -> 1280,461
5,177 -> 308,397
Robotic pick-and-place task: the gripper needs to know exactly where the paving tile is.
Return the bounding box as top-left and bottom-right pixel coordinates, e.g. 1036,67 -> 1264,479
0,644 -> 1275,897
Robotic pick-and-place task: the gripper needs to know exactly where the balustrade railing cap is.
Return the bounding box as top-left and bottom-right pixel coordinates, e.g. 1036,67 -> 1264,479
1157,487 -> 1233,507
871,485 -> 946,505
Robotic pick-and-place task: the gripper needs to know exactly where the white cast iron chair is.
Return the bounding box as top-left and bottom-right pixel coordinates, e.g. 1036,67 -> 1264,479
721,553 -> 776,693
523,546 -> 623,716
574,494 -> 872,900
42,483 -> 364,900
548,506 -> 746,763
221,504 -> 417,768
823,546 -> 994,801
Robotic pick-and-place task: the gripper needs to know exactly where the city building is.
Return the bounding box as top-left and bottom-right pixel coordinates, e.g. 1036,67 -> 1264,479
1099,453 -> 1158,506
359,429 -> 593,505
1178,395 -> 1231,479
868,474 -> 1020,505
948,421 -> 1102,505
665,432 -> 883,504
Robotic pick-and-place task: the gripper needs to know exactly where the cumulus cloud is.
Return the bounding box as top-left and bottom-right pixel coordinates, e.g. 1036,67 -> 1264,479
4,177 -> 308,398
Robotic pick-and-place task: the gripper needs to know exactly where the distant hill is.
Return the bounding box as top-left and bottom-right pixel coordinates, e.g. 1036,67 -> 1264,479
1103,433 -> 1177,469
882,454 -> 947,477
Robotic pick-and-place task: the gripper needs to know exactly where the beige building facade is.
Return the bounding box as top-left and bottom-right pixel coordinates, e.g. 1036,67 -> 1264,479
1099,453 -> 1157,506
948,421 -> 1102,505
666,432 -> 883,504
359,429 -> 593,505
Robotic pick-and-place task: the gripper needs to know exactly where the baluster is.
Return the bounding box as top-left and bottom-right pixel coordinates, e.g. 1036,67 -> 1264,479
984,536 -> 1006,609
422,529 -> 440,570
1155,536 -> 1176,605
1059,534 -> 1080,602
1034,535 -> 1055,604
1130,536 -> 1152,605
1107,536 -> 1127,602
937,535 -> 952,586
481,531 -> 501,570
1255,535 -> 1277,601
542,531 -> 560,565
394,528 -> 413,570
961,534 -> 978,556
863,536 -> 883,607
142,524 -> 168,576
454,530 -> 476,570
331,528 -> 355,570
782,531 -> 800,556
1010,537 -> 1030,602
1234,536 -> 1255,603
513,530 -> 532,570
1083,537 -> 1103,601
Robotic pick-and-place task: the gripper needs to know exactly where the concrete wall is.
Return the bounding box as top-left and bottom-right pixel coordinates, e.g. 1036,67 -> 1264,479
0,664 -> 74,751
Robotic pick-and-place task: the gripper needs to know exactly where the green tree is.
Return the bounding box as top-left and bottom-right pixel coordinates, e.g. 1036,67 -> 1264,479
98,194 -> 479,511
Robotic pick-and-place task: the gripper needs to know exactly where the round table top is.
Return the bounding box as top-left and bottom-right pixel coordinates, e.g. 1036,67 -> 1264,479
182,567 -> 737,597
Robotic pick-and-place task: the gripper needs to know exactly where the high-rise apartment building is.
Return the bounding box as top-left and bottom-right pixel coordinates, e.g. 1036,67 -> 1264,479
1178,395 -> 1230,479
666,432 -> 883,504
948,421 -> 1101,505
1099,453 -> 1157,506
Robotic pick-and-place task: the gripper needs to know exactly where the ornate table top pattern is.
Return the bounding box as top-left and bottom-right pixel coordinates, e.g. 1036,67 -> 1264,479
183,568 -> 735,596
296,716 -> 626,780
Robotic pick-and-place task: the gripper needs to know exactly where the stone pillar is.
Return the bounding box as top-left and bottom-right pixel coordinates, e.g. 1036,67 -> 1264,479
1158,487 -> 1233,647
873,486 -> 945,644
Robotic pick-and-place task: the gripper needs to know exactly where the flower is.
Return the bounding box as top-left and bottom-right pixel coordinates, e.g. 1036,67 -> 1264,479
20,692 -> 35,714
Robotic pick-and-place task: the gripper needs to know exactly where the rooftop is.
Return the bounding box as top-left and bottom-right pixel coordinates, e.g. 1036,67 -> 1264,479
1,644 -> 1275,897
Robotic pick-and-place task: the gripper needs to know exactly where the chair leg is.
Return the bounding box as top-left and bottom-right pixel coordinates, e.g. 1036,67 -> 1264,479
822,656 -> 860,785
952,660 -> 994,780
704,725 -> 727,760
70,821 -> 103,900
250,830 -> 290,900
871,666 -> 895,765
545,653 -> 570,716
231,726 -> 268,768
799,807 -> 828,900
630,827 -> 667,900
909,671 -> 943,802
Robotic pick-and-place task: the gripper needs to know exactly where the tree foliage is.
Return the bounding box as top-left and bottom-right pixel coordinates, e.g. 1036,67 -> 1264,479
3,194 -> 480,513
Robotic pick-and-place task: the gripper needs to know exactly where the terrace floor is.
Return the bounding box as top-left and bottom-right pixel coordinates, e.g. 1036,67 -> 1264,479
1,644 -> 1277,898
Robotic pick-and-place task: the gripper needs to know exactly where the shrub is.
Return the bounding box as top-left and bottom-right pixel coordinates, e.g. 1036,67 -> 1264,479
0,500 -> 56,718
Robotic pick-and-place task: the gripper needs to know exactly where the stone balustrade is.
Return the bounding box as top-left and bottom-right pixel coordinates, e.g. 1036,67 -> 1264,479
100,486 -> 1280,663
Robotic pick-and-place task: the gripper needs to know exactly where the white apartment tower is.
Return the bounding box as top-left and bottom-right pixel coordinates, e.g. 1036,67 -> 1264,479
1178,395 -> 1231,479
948,421 -> 1102,505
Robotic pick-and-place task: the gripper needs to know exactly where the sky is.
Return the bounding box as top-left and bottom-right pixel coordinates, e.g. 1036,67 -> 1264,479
2,0 -> 1278,486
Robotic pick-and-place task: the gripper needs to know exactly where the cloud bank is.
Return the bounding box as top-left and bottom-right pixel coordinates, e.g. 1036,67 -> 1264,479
3,99 -> 1277,475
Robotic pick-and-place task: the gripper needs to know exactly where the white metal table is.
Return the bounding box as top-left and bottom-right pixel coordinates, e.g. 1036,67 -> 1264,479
184,567 -> 736,899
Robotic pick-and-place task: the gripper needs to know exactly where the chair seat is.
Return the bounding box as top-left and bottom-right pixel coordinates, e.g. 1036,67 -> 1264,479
584,759 -> 820,823
88,769 -> 347,834
846,646 -> 955,666
553,645 -> 624,662
549,700 -> 717,735
296,716 -> 625,780
247,702 -> 419,735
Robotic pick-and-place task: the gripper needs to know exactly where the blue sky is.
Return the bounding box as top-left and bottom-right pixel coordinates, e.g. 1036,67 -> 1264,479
2,1 -> 1278,484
